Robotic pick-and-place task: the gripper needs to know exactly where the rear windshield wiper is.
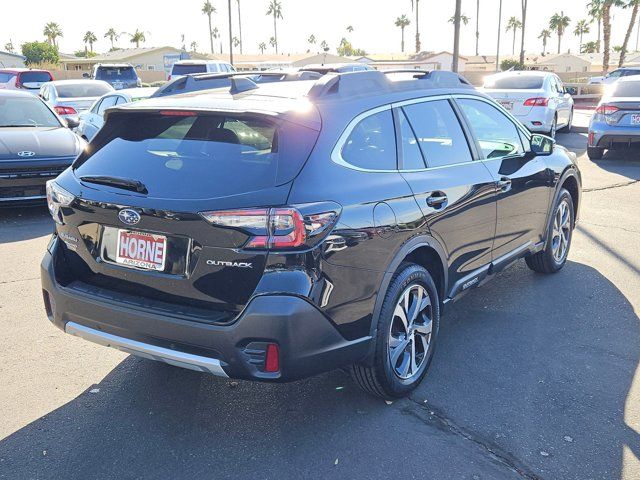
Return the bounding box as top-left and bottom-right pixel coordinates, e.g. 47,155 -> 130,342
79,175 -> 148,194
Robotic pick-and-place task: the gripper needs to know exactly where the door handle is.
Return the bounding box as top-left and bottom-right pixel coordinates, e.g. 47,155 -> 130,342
497,177 -> 512,191
426,193 -> 448,208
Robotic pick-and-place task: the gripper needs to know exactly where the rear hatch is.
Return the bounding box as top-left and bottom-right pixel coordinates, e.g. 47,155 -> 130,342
605,100 -> 640,127
95,67 -> 138,89
55,108 -> 320,318
56,82 -> 113,113
18,71 -> 53,90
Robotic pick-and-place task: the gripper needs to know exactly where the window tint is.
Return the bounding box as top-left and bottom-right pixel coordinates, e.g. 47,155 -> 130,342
457,98 -> 524,160
342,110 -> 397,170
96,95 -> 118,116
397,109 -> 426,169
402,100 -> 472,167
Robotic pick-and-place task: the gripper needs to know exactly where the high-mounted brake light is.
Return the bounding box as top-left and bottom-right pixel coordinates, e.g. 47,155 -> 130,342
595,104 -> 619,115
159,110 -> 197,116
523,97 -> 549,107
200,207 -> 338,250
54,106 -> 78,115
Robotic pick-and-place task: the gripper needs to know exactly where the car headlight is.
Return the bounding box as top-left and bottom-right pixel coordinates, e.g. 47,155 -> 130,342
46,180 -> 75,224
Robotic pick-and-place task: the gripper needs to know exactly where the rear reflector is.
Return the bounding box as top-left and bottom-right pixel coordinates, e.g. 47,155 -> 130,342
264,343 -> 280,373
54,106 -> 78,115
524,97 -> 549,107
595,104 -> 619,115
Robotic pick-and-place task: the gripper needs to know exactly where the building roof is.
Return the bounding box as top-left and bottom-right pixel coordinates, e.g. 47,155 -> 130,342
59,46 -> 183,64
0,50 -> 26,60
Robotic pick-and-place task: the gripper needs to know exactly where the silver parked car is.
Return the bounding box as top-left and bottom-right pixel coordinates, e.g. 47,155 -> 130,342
482,71 -> 574,138
39,80 -> 113,122
76,87 -> 157,141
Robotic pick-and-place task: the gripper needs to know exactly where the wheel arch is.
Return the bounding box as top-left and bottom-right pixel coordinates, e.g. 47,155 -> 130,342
543,166 -> 581,243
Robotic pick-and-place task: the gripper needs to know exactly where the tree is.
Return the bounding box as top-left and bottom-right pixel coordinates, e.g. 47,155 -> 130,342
395,15 -> 411,53
104,28 -> 119,50
336,38 -> 365,57
411,0 -> 421,52
519,0 -> 529,66
212,27 -> 222,54
448,14 -> 469,25
602,0 -> 613,73
43,22 -> 63,48
346,25 -> 354,33
475,0 -> 480,56
549,11 -> 571,54
452,0 -> 463,72
307,34 -> 317,52
582,41 -> 599,53
190,41 -> 198,52
574,19 -> 590,52
202,1 -> 216,54
320,40 -> 329,51
22,41 -> 59,65
269,36 -> 277,51
4,40 -> 14,53
506,17 -> 522,55
232,37 -> 240,48
83,31 -> 97,57
259,42 -> 267,54
128,29 -> 146,48
588,0 -> 604,52
619,0 -> 640,66
500,59 -> 524,71
236,0 -> 243,54
539,29 -> 551,55
266,0 -> 283,54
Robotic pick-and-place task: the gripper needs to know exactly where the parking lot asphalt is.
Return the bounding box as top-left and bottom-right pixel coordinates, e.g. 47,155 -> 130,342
0,110 -> 638,479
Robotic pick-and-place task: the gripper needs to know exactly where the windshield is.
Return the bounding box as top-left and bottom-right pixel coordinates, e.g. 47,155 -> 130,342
20,71 -> 53,84
95,67 -> 136,81
56,82 -> 113,98
172,64 -> 207,75
0,95 -> 61,127
611,81 -> 640,97
73,112 -> 319,199
484,75 -> 544,90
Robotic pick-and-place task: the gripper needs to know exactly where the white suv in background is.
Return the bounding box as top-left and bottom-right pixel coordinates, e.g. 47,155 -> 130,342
169,60 -> 236,80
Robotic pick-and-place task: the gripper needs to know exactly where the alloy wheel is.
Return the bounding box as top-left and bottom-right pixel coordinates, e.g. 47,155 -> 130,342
388,284 -> 433,380
551,198 -> 571,263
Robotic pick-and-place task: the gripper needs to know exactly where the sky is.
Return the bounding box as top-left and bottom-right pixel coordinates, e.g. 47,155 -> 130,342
3,0 -> 639,57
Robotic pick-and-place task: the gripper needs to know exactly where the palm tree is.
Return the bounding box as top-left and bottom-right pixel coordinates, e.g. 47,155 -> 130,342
83,31 -> 97,56
232,37 -> 241,48
583,41 -> 599,53
539,29 -> 552,55
104,28 -> 119,50
212,27 -> 222,54
411,0 -> 421,52
475,0 -> 480,56
506,17 -> 522,55
4,40 -> 14,53
574,20 -> 590,52
190,41 -> 198,52
307,34 -> 317,51
346,25 -> 354,33
602,1 -> 613,73
236,0 -> 243,54
43,22 -> 63,48
448,14 -> 470,25
519,0 -> 529,66
619,0 -> 640,66
452,0 -> 463,72
128,29 -> 146,48
320,40 -> 329,51
259,42 -> 267,54
269,36 -> 277,51
202,1 -> 216,54
549,12 -> 571,54
496,0 -> 503,71
588,0 -> 604,52
395,15 -> 411,53
266,0 -> 283,54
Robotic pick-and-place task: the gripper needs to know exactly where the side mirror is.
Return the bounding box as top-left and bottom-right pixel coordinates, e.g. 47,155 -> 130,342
529,134 -> 554,157
64,117 -> 80,129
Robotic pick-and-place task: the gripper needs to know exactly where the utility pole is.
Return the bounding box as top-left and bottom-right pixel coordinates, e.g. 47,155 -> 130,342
496,0 -> 503,72
475,0 -> 480,56
452,0 -> 462,72
228,0 -> 234,65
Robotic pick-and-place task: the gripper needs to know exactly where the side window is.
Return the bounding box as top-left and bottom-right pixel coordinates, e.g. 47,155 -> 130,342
554,77 -> 564,93
608,70 -> 622,78
115,95 -> 128,105
402,100 -> 473,168
397,109 -> 426,170
41,86 -> 49,101
457,98 -> 524,160
96,95 -> 118,116
341,109 -> 397,170
91,99 -> 102,114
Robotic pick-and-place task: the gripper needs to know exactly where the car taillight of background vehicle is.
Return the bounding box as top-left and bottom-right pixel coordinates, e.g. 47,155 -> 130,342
200,207 -> 339,250
595,104 -> 619,115
524,97 -> 550,107
54,106 -> 78,115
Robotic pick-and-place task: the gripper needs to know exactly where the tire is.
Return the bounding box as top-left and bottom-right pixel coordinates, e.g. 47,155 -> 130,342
587,146 -> 604,160
560,109 -> 573,133
525,188 -> 574,274
351,263 -> 440,399
548,115 -> 557,139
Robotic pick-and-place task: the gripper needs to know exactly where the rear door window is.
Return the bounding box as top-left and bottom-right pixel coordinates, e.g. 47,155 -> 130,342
341,110 -> 397,170
96,95 -> 118,116
73,112 -> 319,199
396,109 -> 426,170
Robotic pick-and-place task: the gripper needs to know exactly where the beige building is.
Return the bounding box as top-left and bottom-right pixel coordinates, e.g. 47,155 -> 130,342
355,51 -> 467,72
193,52 -> 354,71
0,50 -> 26,68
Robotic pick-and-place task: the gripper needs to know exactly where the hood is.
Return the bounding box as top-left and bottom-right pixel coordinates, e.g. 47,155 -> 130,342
0,127 -> 80,160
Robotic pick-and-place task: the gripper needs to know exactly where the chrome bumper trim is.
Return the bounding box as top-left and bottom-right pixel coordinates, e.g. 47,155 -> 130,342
65,321 -> 228,377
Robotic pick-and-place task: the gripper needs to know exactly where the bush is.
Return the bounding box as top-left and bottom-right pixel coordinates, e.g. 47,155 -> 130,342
21,41 -> 59,65
500,59 -> 525,71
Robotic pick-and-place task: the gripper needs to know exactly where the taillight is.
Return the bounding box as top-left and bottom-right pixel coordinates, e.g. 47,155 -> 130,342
523,97 -> 549,107
14,73 -> 22,89
595,104 -> 619,115
46,181 -> 75,225
167,74 -> 172,81
200,207 -> 338,250
54,106 -> 78,115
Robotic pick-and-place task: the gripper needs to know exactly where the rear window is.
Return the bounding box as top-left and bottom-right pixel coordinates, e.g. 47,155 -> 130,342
611,81 -> 640,97
0,95 -> 60,128
20,71 -> 53,84
484,75 -> 544,90
73,113 -> 319,199
0,72 -> 16,83
172,64 -> 207,75
56,82 -> 113,98
96,67 -> 136,80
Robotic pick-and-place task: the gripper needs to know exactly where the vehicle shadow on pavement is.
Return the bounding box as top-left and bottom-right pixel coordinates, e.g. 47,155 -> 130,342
0,261 -> 638,479
0,206 -> 53,244
593,149 -> 640,183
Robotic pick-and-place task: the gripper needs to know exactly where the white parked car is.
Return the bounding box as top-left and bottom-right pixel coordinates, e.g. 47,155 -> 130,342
76,87 -> 157,141
588,67 -> 640,85
39,80 -> 113,121
169,60 -> 236,80
482,71 -> 574,138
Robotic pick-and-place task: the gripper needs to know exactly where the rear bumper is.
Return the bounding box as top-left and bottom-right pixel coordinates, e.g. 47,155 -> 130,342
41,241 -> 370,382
513,109 -> 555,133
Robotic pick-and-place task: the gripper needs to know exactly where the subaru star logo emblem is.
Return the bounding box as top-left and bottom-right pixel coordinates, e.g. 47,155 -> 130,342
17,151 -> 36,158
118,209 -> 141,226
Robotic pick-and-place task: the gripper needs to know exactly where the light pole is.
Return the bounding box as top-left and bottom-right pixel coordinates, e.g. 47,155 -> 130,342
496,0 -> 503,72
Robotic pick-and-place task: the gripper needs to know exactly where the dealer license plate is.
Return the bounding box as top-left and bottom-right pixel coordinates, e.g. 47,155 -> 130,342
116,230 -> 167,271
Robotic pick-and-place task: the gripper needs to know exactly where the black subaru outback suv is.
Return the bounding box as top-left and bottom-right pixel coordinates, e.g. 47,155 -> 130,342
41,70 -> 581,398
